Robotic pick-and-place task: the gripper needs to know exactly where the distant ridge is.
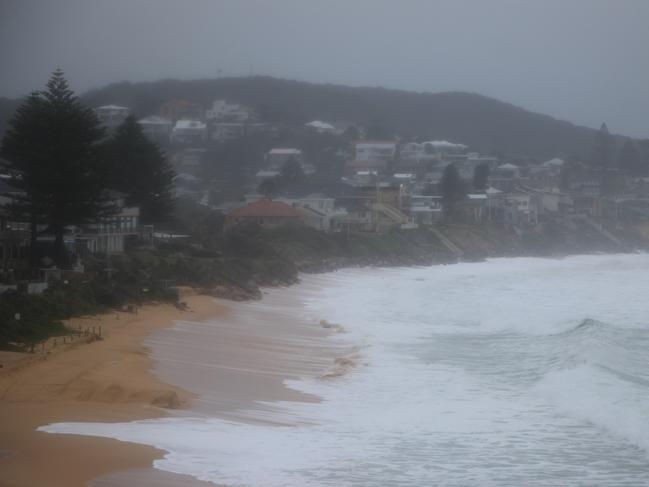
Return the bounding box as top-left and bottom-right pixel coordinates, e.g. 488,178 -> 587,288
0,77 -> 628,159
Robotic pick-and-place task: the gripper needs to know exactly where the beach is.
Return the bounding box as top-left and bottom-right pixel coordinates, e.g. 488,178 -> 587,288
0,291 -> 224,487
0,281 -> 350,487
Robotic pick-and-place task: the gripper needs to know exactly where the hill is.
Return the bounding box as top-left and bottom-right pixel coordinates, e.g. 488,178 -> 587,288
0,77 -> 628,159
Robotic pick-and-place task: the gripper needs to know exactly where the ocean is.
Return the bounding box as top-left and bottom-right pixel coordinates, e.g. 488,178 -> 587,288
41,254 -> 649,486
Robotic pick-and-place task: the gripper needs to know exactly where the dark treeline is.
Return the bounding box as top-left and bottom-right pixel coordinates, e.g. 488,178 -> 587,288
1,76 -> 639,160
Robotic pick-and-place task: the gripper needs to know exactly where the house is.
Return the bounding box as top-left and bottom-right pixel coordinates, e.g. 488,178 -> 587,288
502,188 -> 540,225
305,120 -> 337,134
209,121 -> 271,142
409,194 -> 443,225
138,116 -> 173,143
160,99 -> 204,122
489,163 -> 521,192
205,100 -> 254,122
422,140 -> 468,156
75,196 -> 140,254
456,153 -> 500,180
332,182 -> 416,232
96,105 -> 130,131
266,148 -> 303,171
277,195 -> 347,231
399,142 -> 425,162
171,120 -> 207,144
461,194 -> 489,222
171,148 -> 205,177
226,199 -> 304,229
354,140 -> 397,162
255,169 -> 281,184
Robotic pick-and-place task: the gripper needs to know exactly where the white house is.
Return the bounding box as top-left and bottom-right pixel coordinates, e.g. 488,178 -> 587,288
75,198 -> 140,254
422,140 -> 468,155
171,120 -> 207,144
355,140 -> 397,162
205,100 -> 253,122
210,122 -> 271,142
305,120 -> 337,134
138,116 -> 172,142
96,105 -> 130,130
409,194 -> 443,225
267,148 -> 303,170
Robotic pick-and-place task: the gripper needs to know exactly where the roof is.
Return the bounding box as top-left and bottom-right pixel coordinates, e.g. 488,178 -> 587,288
97,105 -> 129,110
306,120 -> 335,130
138,115 -> 172,125
497,163 -> 519,170
269,148 -> 301,155
422,140 -> 467,148
174,119 -> 206,130
543,158 -> 565,167
355,140 -> 397,147
229,199 -> 303,218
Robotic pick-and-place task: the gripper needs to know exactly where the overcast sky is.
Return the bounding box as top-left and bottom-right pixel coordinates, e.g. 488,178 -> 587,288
1,0 -> 648,137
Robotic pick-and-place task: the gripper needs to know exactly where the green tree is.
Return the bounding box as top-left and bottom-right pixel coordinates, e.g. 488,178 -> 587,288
0,70 -> 111,267
104,116 -> 175,224
279,156 -> 306,193
258,177 -> 279,197
440,163 -> 465,220
472,162 -> 490,190
618,138 -> 642,177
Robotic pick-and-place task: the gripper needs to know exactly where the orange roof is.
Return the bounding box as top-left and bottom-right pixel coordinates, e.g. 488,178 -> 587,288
229,199 -> 303,218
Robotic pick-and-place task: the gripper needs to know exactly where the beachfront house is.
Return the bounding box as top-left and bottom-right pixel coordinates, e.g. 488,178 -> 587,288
225,199 -> 304,229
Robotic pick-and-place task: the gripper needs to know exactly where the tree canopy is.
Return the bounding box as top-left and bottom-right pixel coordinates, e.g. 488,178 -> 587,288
472,162 -> 491,191
440,163 -> 466,220
104,116 -> 175,223
0,70 -> 111,266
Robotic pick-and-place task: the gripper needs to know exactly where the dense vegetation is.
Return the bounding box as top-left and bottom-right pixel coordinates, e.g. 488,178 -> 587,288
1,76 -> 640,160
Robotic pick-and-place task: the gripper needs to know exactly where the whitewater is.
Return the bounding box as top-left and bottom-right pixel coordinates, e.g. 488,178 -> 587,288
41,254 -> 649,486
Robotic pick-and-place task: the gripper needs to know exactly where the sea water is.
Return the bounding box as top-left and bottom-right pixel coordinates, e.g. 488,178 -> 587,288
41,254 -> 649,486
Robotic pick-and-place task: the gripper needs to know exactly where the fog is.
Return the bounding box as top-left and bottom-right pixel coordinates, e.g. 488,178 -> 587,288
1,0 -> 648,136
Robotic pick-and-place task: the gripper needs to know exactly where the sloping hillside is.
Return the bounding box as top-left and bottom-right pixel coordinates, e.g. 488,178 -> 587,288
0,76 -> 618,159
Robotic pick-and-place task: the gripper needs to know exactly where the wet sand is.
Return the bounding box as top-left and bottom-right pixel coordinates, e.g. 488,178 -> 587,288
0,292 -> 223,487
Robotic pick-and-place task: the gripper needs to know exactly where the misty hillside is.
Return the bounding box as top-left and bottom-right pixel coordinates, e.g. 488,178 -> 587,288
0,77 -> 622,159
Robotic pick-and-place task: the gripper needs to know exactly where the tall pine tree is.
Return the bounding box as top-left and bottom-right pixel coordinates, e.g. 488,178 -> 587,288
0,70 -> 111,267
104,116 -> 175,224
440,163 -> 465,220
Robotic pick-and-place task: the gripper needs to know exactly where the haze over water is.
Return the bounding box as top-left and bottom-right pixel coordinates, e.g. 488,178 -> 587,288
43,254 -> 649,486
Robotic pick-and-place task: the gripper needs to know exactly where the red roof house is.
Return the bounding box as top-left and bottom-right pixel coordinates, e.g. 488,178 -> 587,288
226,199 -> 304,229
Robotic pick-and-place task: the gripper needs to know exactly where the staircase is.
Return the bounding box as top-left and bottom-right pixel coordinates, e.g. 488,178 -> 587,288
572,215 -> 623,248
371,203 -> 418,229
430,228 -> 464,258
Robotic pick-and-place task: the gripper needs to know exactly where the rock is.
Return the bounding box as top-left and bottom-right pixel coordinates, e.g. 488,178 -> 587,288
151,390 -> 180,409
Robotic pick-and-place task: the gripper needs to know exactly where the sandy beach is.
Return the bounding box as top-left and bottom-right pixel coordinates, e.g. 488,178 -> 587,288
0,281 -> 352,487
0,291 -> 224,487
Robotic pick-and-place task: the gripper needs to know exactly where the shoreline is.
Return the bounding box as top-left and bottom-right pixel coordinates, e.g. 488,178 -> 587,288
0,291 -> 224,487
1,250 -> 641,486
